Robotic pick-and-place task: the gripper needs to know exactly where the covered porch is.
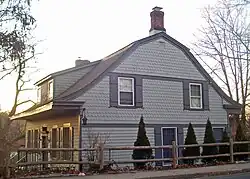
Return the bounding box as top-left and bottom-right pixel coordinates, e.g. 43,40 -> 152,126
11,100 -> 85,164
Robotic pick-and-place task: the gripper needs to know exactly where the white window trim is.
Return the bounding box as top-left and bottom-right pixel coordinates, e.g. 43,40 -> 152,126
37,87 -> 41,103
189,83 -> 202,109
48,80 -> 53,99
118,77 -> 135,106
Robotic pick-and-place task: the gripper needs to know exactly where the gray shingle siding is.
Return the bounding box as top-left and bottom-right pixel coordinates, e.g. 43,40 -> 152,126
73,37 -> 229,164
74,76 -> 227,125
81,126 -> 155,166
74,38 -> 227,125
113,38 -> 205,81
54,66 -> 94,97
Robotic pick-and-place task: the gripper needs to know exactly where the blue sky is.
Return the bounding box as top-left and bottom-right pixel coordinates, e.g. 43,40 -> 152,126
0,0 -> 217,111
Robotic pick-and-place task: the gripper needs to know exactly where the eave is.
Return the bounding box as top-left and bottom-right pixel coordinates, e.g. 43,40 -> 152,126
10,100 -> 85,121
223,104 -> 241,114
34,60 -> 101,86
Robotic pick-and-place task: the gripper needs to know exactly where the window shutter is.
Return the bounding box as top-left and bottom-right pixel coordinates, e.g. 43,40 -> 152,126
109,75 -> 118,107
135,76 -> 143,108
183,81 -> 190,110
38,129 -> 40,148
27,130 -> 32,148
34,129 -> 39,148
31,130 -> 34,148
203,82 -> 209,110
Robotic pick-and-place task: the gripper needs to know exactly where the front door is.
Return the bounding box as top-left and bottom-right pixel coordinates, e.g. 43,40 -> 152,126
162,127 -> 177,166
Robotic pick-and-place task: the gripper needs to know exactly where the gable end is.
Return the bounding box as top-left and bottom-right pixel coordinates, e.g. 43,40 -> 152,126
56,32 -> 240,109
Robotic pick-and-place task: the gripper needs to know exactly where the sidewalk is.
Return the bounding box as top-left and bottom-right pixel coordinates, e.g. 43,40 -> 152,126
79,162 -> 250,179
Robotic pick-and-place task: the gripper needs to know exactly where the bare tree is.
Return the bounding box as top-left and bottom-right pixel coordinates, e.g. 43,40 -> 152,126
0,0 -> 37,116
83,129 -> 109,171
193,0 -> 250,122
0,1 -> 37,178
0,112 -> 26,178
233,0 -> 250,6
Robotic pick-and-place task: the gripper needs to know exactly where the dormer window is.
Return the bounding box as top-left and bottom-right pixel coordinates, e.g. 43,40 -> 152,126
48,81 -> 53,99
37,87 -> 41,103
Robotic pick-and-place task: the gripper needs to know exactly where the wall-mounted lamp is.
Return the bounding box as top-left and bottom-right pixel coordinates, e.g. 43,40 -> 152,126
80,108 -> 88,125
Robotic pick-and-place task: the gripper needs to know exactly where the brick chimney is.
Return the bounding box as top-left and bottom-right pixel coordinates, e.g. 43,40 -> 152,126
149,6 -> 166,35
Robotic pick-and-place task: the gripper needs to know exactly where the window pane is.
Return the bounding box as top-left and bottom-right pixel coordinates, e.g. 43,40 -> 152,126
190,97 -> 201,108
63,127 -> 70,160
49,82 -> 53,98
34,130 -> 39,148
27,130 -> 32,148
120,92 -> 133,105
119,78 -> 132,91
191,85 -> 201,96
51,128 -> 57,158
37,88 -> 41,102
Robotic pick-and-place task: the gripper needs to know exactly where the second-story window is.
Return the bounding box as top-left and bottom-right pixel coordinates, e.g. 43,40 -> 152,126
48,81 -> 53,99
37,87 -> 41,103
118,77 -> 134,106
189,83 -> 202,109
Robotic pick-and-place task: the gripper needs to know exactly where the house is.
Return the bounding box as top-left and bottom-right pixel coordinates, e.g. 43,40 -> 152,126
12,7 -> 241,166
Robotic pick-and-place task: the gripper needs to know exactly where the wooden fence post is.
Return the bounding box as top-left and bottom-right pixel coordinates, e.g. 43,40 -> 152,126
172,141 -> 177,169
230,138 -> 234,163
99,143 -> 104,171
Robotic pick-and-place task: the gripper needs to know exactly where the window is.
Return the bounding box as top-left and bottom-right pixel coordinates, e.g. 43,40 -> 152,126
118,77 -> 134,106
48,81 -> 53,99
189,83 -> 202,109
213,127 -> 224,143
61,127 -> 73,160
37,87 -> 41,103
27,130 -> 32,148
33,129 -> 39,148
51,128 -> 58,158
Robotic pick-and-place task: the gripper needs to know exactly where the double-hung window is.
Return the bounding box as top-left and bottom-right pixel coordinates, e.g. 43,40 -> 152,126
37,87 -> 41,103
118,77 -> 134,106
189,83 -> 202,109
48,81 -> 53,99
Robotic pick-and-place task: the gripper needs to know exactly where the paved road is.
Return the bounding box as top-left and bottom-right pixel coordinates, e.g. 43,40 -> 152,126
199,172 -> 250,179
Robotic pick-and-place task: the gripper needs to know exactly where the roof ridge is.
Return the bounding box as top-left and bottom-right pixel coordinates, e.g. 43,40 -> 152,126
35,60 -> 101,85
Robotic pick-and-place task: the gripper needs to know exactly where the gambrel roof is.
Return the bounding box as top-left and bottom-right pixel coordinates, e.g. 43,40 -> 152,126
55,32 -> 240,108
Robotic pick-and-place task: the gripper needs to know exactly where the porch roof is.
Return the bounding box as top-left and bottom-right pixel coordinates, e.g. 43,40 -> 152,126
10,100 -> 85,121
223,104 -> 241,114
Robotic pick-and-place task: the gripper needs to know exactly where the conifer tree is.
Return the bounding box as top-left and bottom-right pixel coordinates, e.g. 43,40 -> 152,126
132,115 -> 152,168
218,128 -> 230,162
202,119 -> 218,164
182,122 -> 200,165
234,122 -> 248,161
